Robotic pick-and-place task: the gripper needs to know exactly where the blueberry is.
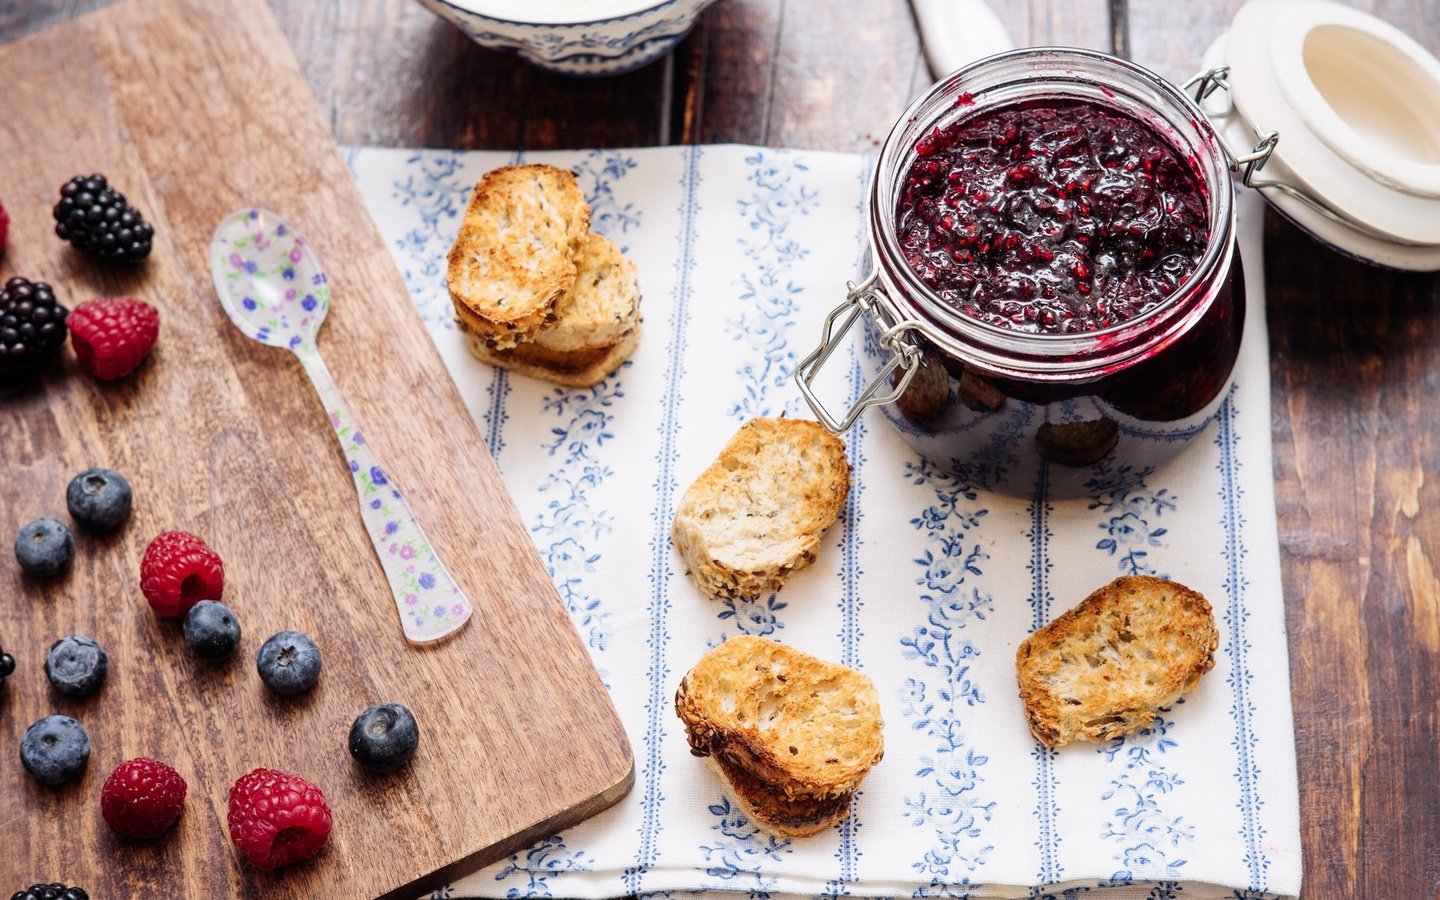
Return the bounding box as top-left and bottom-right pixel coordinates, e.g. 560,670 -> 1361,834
348,702 -> 420,773
0,650 -> 14,680
184,600 -> 241,660
65,467 -> 133,532
14,518 -> 74,577
19,715 -> 90,785
44,635 -> 107,698
256,631 -> 321,696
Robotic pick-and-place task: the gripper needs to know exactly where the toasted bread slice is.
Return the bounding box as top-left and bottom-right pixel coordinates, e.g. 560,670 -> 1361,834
672,418 -> 849,600
676,635 -> 883,800
1016,575 -> 1218,748
532,231 -> 642,352
704,756 -> 853,838
465,328 -> 637,388
446,164 -> 590,349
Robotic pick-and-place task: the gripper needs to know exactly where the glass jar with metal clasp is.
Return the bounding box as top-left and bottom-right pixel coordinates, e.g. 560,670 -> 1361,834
797,2 -> 1440,498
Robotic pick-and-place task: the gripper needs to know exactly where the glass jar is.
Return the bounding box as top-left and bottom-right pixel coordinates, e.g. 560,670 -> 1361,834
797,48 -> 1245,498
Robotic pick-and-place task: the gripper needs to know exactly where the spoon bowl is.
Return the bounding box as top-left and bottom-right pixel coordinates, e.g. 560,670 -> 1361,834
210,208 -> 331,350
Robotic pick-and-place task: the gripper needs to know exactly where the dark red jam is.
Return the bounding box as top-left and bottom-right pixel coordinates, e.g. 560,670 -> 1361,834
896,98 -> 1210,334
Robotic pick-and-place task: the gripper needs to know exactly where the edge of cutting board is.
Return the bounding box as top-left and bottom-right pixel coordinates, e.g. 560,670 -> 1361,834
0,0 -> 634,896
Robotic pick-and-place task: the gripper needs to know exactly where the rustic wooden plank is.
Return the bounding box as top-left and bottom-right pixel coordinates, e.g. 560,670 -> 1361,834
271,0 -> 687,149
683,0 -> 1114,154
3,0 -> 677,150
1264,229 -> 1440,900
0,0 -> 111,40
991,0 -> 1114,51
0,0 -> 631,896
1125,0 -> 1244,81
7,1 -> 1440,897
1129,2 -> 1440,897
682,0 -> 928,151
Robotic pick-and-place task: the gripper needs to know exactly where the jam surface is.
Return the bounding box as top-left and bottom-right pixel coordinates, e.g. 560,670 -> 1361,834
896,98 -> 1210,334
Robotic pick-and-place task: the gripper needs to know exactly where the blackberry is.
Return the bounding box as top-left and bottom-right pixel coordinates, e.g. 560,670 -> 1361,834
11,886 -> 89,900
0,649 -> 14,681
0,277 -> 68,380
53,173 -> 154,264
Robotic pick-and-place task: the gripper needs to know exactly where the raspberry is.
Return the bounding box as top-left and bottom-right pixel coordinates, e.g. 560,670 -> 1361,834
67,296 -> 159,381
140,530 -> 224,619
100,757 -> 187,839
0,199 -> 9,253
227,768 -> 332,871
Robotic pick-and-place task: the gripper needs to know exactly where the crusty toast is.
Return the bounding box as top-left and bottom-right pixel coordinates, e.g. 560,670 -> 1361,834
446,164 -> 590,349
675,635 -> 883,801
704,756 -> 852,838
532,231 -> 641,352
465,328 -> 637,388
672,418 -> 850,599
1016,575 -> 1218,748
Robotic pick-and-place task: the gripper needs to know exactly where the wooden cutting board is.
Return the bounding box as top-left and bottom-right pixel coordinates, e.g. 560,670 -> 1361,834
0,0 -> 633,896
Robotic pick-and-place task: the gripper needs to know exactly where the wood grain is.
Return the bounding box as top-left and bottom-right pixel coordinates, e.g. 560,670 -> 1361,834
0,0 -> 631,897
1130,2 -> 1440,897
677,0 -> 1112,153
4,0 -> 1440,898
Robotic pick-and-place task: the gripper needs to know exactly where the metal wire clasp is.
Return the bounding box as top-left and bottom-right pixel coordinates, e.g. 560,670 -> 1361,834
795,272 -> 923,433
1185,64 -> 1407,244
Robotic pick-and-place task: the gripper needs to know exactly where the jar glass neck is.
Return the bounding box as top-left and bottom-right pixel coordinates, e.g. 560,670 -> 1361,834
870,47 -> 1237,377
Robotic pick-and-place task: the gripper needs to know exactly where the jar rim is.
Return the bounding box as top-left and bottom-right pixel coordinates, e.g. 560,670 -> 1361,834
870,46 -> 1238,377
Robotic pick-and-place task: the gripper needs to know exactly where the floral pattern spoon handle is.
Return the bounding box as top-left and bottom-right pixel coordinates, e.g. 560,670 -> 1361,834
209,208 -> 473,643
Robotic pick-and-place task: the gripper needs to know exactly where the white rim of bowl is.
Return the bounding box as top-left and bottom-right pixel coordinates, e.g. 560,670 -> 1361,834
434,0 -> 685,26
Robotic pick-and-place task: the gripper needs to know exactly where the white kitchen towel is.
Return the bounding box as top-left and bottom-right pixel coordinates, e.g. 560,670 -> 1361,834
348,145 -> 1301,900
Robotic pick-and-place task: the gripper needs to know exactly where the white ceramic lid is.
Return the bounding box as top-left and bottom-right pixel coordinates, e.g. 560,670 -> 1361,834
1210,0 -> 1440,269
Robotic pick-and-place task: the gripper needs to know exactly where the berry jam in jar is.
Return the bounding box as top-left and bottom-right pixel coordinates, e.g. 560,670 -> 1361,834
797,49 -> 1245,498
897,99 -> 1210,334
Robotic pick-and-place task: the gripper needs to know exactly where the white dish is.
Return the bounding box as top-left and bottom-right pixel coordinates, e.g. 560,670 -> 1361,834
444,0 -> 661,25
1205,0 -> 1440,270
415,0 -> 721,76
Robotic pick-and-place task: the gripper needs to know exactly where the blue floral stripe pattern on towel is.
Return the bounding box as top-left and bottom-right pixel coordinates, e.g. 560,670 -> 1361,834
728,150 -> 818,423
699,795 -> 793,896
1086,463 -> 1193,886
1027,464 -> 1062,887
901,460 -> 996,897
347,145 -> 1302,900
823,152 -> 875,900
1215,389 -> 1270,893
626,144 -> 702,896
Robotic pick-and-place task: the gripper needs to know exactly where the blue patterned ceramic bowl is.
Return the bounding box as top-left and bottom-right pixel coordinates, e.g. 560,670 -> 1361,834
415,0 -> 720,76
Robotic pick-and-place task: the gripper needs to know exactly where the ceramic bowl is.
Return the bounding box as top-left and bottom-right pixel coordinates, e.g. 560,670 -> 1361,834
415,0 -> 720,76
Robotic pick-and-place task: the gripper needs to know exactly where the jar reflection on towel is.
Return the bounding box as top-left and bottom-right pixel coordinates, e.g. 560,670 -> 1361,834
801,48 -> 1246,498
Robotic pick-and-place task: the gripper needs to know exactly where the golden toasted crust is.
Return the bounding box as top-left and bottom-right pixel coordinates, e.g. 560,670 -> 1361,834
675,636 -> 883,800
1016,575 -> 1219,748
464,328 -> 637,388
703,756 -> 852,838
671,418 -> 850,600
445,164 -> 590,349
532,231 -> 642,352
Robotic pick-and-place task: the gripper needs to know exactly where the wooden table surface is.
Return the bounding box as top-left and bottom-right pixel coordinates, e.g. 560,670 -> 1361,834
7,1 -> 1438,897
